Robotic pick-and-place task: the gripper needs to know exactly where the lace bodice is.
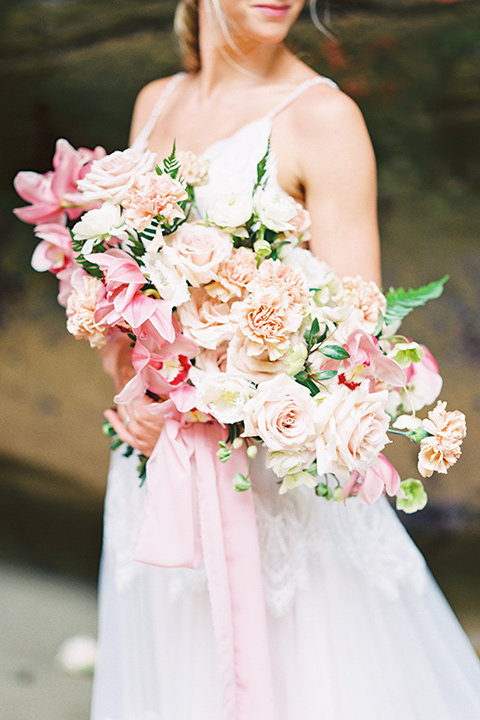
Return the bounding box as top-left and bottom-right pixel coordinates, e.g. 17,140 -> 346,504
110,73 -> 429,617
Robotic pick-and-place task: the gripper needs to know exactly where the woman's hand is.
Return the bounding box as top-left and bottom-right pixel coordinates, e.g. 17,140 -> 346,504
104,395 -> 165,458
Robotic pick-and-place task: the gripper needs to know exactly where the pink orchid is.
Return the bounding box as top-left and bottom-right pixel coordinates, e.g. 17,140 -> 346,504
14,139 -> 106,225
337,330 -> 406,391
88,249 -> 175,344
403,345 -> 443,405
114,335 -> 198,410
31,223 -> 74,273
342,454 -> 400,505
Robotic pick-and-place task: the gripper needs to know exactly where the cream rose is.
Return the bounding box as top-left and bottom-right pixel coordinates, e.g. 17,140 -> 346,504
314,385 -> 390,479
242,374 -> 317,453
177,288 -> 235,349
77,147 -> 156,204
417,401 -> 467,478
226,333 -> 287,384
163,223 -> 232,287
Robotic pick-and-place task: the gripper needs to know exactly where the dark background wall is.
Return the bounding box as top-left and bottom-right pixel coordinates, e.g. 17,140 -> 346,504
0,0 -> 479,579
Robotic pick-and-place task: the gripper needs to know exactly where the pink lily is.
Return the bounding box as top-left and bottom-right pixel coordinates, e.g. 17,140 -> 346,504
14,139 -> 105,225
342,454 -> 401,505
87,249 -> 175,343
31,223 -> 74,273
334,330 -> 406,391
115,335 -> 198,410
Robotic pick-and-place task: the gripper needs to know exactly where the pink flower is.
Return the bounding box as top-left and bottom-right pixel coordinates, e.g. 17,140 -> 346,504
243,373 -> 317,453
314,385 -> 390,479
254,259 -> 310,312
418,401 -> 467,477
226,333 -> 287,383
401,346 -> 443,412
77,147 -> 156,205
336,330 -> 406,391
114,334 -> 198,411
14,139 -> 105,225
342,454 -> 401,505
87,249 -> 175,344
123,172 -> 188,230
31,224 -> 74,273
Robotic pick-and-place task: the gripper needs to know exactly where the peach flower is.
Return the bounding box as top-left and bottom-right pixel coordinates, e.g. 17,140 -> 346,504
314,385 -> 390,479
417,401 -> 467,478
279,200 -> 312,245
205,247 -> 258,301
66,274 -> 107,348
337,276 -> 387,334
253,258 -> 310,311
242,374 -> 317,453
163,222 -> 232,287
123,172 -> 187,231
176,288 -> 235,349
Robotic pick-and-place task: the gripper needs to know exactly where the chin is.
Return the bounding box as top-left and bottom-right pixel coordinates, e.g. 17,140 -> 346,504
220,1 -> 304,45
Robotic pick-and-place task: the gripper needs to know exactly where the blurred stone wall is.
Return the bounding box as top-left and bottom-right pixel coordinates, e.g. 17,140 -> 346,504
1,0 -> 479,527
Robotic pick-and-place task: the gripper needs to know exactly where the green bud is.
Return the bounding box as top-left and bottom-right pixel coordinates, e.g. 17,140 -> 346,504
396,478 -> 428,514
217,444 -> 232,462
407,427 -> 431,444
246,445 -> 258,459
332,486 -> 344,502
315,482 -> 328,497
233,473 -> 252,492
102,420 -> 115,437
232,437 -> 244,450
390,342 -> 425,368
253,239 -> 272,258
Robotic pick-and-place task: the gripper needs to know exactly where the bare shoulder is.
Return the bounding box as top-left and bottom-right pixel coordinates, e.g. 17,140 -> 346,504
293,82 -> 374,156
129,76 -> 177,145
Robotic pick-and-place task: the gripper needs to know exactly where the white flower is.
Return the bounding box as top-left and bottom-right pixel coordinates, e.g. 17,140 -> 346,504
282,248 -> 336,293
285,343 -> 308,376
253,188 -> 296,232
77,147 -> 156,204
73,203 -> 127,253
141,252 -> 190,306
56,635 -> 97,675
267,446 -> 316,478
392,414 -> 423,431
194,373 -> 255,424
388,342 -> 425,368
177,150 -> 209,186
278,470 -> 317,494
207,194 -> 253,229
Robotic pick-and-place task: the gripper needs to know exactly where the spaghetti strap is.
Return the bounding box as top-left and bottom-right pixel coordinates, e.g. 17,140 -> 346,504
267,75 -> 338,120
131,72 -> 187,150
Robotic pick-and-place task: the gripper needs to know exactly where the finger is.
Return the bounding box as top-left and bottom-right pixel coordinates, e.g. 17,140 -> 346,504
103,409 -> 138,448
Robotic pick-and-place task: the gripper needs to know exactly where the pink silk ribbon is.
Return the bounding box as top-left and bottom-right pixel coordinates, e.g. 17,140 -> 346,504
133,409 -> 275,720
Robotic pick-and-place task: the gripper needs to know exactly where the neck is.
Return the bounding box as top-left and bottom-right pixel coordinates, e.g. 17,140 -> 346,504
196,2 -> 291,96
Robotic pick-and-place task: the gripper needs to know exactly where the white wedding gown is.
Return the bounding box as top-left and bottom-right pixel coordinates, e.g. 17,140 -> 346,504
91,74 -> 480,720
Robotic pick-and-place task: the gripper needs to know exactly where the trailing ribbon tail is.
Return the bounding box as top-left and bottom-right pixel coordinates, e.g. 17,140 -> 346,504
132,416 -> 275,720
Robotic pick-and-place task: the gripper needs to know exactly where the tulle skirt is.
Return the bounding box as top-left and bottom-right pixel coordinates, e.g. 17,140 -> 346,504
91,449 -> 480,720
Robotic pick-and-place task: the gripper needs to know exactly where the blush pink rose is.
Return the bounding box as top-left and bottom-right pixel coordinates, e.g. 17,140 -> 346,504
314,385 -> 390,479
176,288 -> 235,349
77,146 -> 156,204
242,373 -> 317,453
163,223 -> 232,287
418,401 -> 467,478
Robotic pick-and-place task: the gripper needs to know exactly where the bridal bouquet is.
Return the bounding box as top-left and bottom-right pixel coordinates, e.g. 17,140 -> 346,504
14,139 -> 467,513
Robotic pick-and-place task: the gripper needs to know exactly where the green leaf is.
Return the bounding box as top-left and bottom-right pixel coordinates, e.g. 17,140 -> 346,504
162,140 -> 181,178
313,370 -> 338,382
384,275 -> 448,326
319,345 -> 350,360
253,138 -> 271,191
305,317 -> 320,348
217,441 -> 232,463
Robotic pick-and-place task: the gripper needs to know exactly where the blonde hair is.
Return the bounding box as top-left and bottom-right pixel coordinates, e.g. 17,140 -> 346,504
174,0 -> 201,72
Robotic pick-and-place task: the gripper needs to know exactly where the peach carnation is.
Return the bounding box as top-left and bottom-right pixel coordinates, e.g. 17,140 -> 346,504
254,258 -> 310,311
337,276 -> 387,334
205,247 -> 258,301
66,275 -> 107,348
123,172 -> 187,231
417,401 -> 467,478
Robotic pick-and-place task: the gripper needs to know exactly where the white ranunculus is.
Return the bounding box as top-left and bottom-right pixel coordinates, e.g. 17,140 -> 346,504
254,188 -> 297,232
267,446 -> 316,478
73,203 -> 127,251
194,373 -> 255,424
282,247 -> 335,290
207,193 -> 253,229
77,147 -> 156,204
142,252 -> 190,307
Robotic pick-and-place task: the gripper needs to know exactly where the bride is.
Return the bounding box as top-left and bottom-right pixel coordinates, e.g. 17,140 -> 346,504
92,1 -> 480,718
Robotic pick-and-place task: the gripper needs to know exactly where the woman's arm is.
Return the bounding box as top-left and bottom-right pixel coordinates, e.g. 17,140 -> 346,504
287,88 -> 381,285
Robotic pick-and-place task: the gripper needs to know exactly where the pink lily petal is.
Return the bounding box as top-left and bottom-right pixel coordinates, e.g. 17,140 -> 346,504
170,385 -> 197,412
